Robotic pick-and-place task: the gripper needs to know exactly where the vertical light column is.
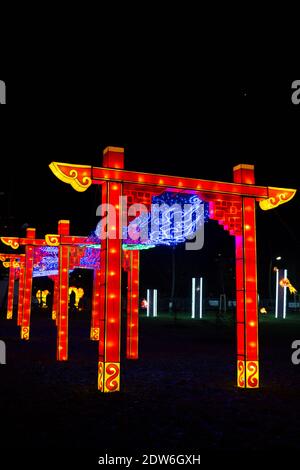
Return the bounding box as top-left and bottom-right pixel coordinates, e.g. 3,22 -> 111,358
275,268 -> 288,319
146,289 -> 158,317
234,165 -> 259,389
21,228 -> 36,340
191,278 -> 203,319
52,275 -> 59,322
91,268 -> 101,341
236,199 -> 259,389
153,289 -> 157,317
275,268 -> 279,319
7,265 -> 16,320
98,182 -> 108,359
192,278 -> 196,319
126,250 -> 140,359
236,234 -> 246,387
283,269 -> 288,319
57,221 -> 70,361
243,197 -> 259,388
17,256 -> 25,326
98,147 -> 124,392
200,277 -> 203,319
146,289 -> 150,317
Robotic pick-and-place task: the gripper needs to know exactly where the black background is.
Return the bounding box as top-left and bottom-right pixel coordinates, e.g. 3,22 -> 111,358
0,74 -> 299,299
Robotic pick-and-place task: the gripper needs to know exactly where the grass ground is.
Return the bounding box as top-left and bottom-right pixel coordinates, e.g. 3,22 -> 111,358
0,308 -> 300,456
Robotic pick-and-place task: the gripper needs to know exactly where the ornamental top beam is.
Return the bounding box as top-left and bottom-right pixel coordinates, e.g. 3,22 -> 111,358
49,147 -> 296,211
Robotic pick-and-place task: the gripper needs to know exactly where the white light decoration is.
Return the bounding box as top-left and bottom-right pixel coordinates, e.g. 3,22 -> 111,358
192,277 -> 203,319
275,268 -> 288,319
146,289 -> 158,317
192,278 -> 196,318
283,269 -> 288,319
147,289 -> 150,317
153,290 -> 157,318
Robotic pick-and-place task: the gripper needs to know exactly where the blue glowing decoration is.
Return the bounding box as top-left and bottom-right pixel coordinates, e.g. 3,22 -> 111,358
78,232 -> 100,269
32,232 -> 101,278
33,246 -> 59,278
124,192 -> 209,247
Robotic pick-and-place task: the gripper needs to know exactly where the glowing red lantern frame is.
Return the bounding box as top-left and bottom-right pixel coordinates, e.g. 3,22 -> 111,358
0,253 -> 24,322
50,147 -> 296,392
44,220 -> 102,360
1,224 -> 102,358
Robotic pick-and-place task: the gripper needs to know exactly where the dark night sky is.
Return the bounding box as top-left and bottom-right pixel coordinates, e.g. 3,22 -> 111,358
0,76 -> 299,299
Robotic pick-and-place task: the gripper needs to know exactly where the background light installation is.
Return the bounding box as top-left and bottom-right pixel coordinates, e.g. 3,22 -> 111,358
192,278 -> 203,319
146,289 -> 158,318
1,223 -> 103,358
1,227 -> 53,339
32,232 -> 100,334
275,269 -> 296,319
36,289 -> 50,308
125,250 -> 140,359
69,286 -> 84,308
44,221 -> 103,360
21,229 -> 36,340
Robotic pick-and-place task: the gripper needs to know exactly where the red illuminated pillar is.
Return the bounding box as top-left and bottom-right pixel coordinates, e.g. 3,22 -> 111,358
17,256 -> 25,326
234,165 -> 259,388
91,268 -> 101,341
126,250 -> 140,359
98,147 -> 124,392
50,275 -> 59,322
7,265 -> 16,320
21,228 -> 36,340
57,221 -> 70,361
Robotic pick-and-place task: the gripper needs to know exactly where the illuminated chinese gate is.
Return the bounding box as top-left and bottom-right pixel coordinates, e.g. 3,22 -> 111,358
49,147 -> 296,392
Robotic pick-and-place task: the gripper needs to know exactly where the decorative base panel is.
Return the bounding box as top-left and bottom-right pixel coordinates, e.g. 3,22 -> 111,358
237,360 -> 259,388
21,327 -> 30,340
98,362 -> 120,393
90,328 -> 100,341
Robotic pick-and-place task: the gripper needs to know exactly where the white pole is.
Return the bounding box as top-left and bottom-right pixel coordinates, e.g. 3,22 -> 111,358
147,289 -> 150,317
275,269 -> 279,319
283,269 -> 288,319
199,277 -> 203,319
192,278 -> 196,319
153,290 -> 157,317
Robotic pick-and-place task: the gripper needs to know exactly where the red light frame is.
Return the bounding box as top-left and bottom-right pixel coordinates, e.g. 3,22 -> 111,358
126,250 -> 140,360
